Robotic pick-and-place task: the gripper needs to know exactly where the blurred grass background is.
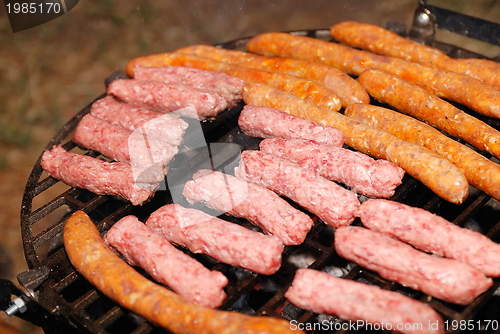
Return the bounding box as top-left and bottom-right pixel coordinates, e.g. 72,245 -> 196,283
0,0 -> 498,333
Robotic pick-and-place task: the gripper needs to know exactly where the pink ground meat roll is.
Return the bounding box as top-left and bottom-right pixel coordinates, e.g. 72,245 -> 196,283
104,215 -> 228,308
235,150 -> 359,228
182,169 -> 313,245
146,204 -> 284,275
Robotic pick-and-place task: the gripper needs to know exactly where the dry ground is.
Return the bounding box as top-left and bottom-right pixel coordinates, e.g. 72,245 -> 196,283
0,0 -> 498,333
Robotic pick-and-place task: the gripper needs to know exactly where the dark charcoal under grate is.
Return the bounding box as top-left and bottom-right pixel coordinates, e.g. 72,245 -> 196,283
18,20 -> 500,334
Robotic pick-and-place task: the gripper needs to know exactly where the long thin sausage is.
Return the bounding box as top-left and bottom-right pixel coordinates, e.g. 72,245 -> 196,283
63,210 -> 302,334
259,137 -> 404,199
104,215 -> 228,308
345,103 -> 500,201
235,150 -> 360,228
242,83 -> 469,204
329,21 -> 500,90
358,199 -> 500,277
285,268 -> 444,334
335,226 -> 493,305
126,52 -> 342,112
357,69 -> 500,160
90,96 -> 189,147
246,32 -> 500,119
132,64 -> 244,106
41,145 -> 159,206
146,204 -> 284,275
238,105 -> 344,147
73,113 -> 178,170
182,169 -> 313,246
175,44 -> 369,107
107,79 -> 228,120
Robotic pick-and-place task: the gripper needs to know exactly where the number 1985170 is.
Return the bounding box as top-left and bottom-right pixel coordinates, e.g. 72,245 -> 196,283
6,2 -> 61,14
444,319 -> 499,331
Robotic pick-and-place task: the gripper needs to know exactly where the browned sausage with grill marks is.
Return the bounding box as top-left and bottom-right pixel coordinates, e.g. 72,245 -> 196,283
345,103 -> 500,201
126,52 -> 342,112
246,32 -> 500,119
357,69 -> 500,160
242,83 -> 469,204
175,44 -> 369,107
63,210 -> 303,334
329,21 -> 500,90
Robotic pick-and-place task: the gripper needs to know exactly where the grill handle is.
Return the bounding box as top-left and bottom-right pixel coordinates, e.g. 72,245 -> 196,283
0,274 -> 90,334
415,0 -> 500,46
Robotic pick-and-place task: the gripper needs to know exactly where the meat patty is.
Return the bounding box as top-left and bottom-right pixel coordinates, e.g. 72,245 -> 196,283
132,65 -> 244,106
235,150 -> 359,228
238,105 -> 344,147
40,145 -> 158,205
182,169 -> 314,245
107,79 -> 228,120
259,138 -> 404,198
285,268 -> 444,334
104,215 -> 228,308
334,226 -> 493,305
90,96 -> 188,146
358,199 -> 500,277
146,204 -> 284,275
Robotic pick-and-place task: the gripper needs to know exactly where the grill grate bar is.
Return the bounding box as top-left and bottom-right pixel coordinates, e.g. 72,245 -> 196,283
130,323 -> 154,334
453,193 -> 491,227
95,306 -> 124,329
72,289 -> 99,310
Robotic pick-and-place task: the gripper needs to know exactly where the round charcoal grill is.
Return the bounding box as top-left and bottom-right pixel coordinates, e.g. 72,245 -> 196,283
2,2 -> 500,333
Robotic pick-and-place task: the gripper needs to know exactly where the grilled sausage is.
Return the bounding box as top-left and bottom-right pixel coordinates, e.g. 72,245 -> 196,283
242,83 -> 469,204
175,44 -> 369,107
104,215 -> 228,308
63,210 -> 302,334
246,32 -> 500,119
107,79 -> 228,120
358,199 -> 500,277
259,137 -> 405,198
132,65 -> 244,106
329,21 -> 500,90
182,169 -> 314,246
126,52 -> 342,112
345,103 -> 500,201
91,96 -> 189,147
285,268 -> 445,334
41,145 -> 159,206
146,204 -> 284,275
238,105 -> 344,147
74,113 -> 178,170
334,226 -> 493,305
236,150 -> 360,228
357,69 -> 500,160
